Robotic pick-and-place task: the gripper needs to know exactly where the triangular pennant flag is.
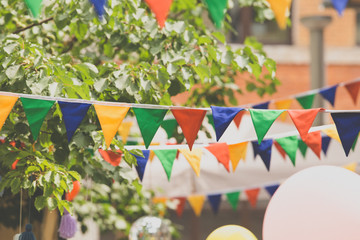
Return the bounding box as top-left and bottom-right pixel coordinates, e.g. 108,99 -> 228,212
298,139 -> 308,158
252,101 -> 270,109
161,119 -> 178,139
344,81 -> 360,105
174,197 -> 187,217
288,108 -> 322,141
21,98 -> 55,141
266,0 -> 292,29
24,0 -> 42,18
245,188 -> 260,208
148,143 -> 160,162
211,106 -> 244,141
207,114 -> 215,131
171,109 -> 206,150
321,136 -> 331,155
319,85 -> 338,107
265,184 -> 280,197
207,194 -> 222,214
233,111 -> 245,129
144,0 -> 173,28
98,149 -> 122,166
226,191 -> 240,211
331,0 -> 349,15
276,136 -> 298,166
187,195 -> 205,217
322,126 -> 341,143
118,121 -> 133,143
228,142 -> 248,171
205,143 -> 230,172
204,0 -> 228,29
58,101 -> 91,142
304,131 -> 322,159
331,113 -> 360,156
274,141 -> 287,160
178,148 -> 202,176
94,105 -> 129,148
0,95 -> 18,131
133,108 -> 168,149
132,150 -> 150,181
296,93 -> 315,109
251,139 -> 273,171
249,109 -> 284,144
153,149 -> 177,181
344,162 -> 357,172
89,0 -> 107,18
274,99 -> 292,121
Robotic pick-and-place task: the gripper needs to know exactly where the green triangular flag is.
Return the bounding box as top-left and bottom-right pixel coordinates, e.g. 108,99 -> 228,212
249,109 -> 284,144
276,136 -> 299,166
20,98 -> 55,141
298,139 -> 308,157
161,119 -> 178,139
226,191 -> 240,211
24,0 -> 43,18
204,0 -> 228,29
352,134 -> 359,151
296,94 -> 315,109
133,108 -> 168,148
207,114 -> 215,131
154,149 -> 177,181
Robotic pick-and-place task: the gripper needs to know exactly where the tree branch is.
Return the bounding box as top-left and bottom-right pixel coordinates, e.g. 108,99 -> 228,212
13,17 -> 54,34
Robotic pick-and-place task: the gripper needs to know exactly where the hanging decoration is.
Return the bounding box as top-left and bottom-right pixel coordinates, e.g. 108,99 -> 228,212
252,139 -> 273,171
244,188 -> 260,208
319,85 -> 338,107
266,0 -> 292,29
228,142 -> 247,171
288,109 -> 322,141
132,150 -> 150,181
275,136 -> 298,166
205,143 -> 230,172
331,0 -> 350,16
187,195 -> 205,217
250,109 -> 284,144
153,149 -> 177,181
226,191 -> 241,211
58,209 -> 78,239
207,194 -> 222,214
204,0 -> 228,29
24,0 -> 43,18
211,106 -> 244,141
65,180 -> 81,201
118,121 -> 133,143
98,149 -> 122,166
144,0 -> 173,28
0,95 -> 18,131
178,148 -> 203,176
89,0 -> 107,18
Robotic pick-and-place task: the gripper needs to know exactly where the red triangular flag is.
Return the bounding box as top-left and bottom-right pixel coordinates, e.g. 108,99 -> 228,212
245,188 -> 260,208
233,111 -> 245,129
304,131 -> 322,159
205,143 -> 230,172
274,141 -> 287,160
144,0 -> 173,28
98,149 -> 122,166
288,108 -> 322,141
171,109 -> 207,150
174,197 -> 186,217
345,81 -> 360,105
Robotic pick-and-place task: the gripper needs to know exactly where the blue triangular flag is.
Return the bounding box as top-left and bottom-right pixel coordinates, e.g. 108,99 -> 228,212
331,0 -> 349,15
331,113 -> 360,156
132,150 -> 150,181
251,139 -> 273,171
319,85 -> 338,107
265,184 -> 280,197
58,101 -> 91,142
252,101 -> 270,109
211,106 -> 244,141
321,136 -> 331,155
89,0 -> 107,18
207,194 -> 222,214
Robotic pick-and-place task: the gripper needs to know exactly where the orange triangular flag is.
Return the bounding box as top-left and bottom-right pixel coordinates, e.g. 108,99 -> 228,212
179,148 -> 203,176
228,142 -> 248,171
94,105 -> 129,148
205,143 -> 230,172
288,108 -> 322,141
0,95 -> 18,131
98,149 -> 122,166
144,0 -> 173,28
173,197 -> 187,217
266,0 -> 292,29
274,99 -> 293,121
233,111 -> 245,129
118,121 -> 133,143
245,188 -> 260,208
171,109 -> 207,150
187,195 -> 205,217
274,141 -> 287,160
345,81 -> 360,105
304,131 -> 322,159
322,126 -> 341,143
343,162 -> 357,172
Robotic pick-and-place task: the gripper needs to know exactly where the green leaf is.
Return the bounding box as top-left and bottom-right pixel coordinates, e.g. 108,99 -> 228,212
212,32 -> 225,44
5,65 -> 23,79
47,197 -> 58,211
35,196 -> 47,211
69,171 -> 81,181
10,178 -> 21,194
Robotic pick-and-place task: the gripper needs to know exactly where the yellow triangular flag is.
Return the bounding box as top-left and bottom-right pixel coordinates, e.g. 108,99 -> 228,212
118,121 -> 133,143
274,99 -> 293,121
148,143 -> 160,162
0,95 -> 18,131
179,148 -> 202,177
266,0 -> 292,29
94,105 -> 130,148
343,162 -> 357,172
187,195 -> 205,217
228,142 -> 248,171
322,126 -> 341,143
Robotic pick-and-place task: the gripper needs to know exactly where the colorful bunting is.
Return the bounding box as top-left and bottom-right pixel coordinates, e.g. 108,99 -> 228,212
89,0 -> 107,18
274,99 -> 292,121
0,95 -> 18,131
319,85 -> 338,107
296,93 -> 315,109
275,136 -> 298,166
245,188 -> 260,208
344,81 -> 360,105
265,184 -> 280,197
187,195 -> 205,217
98,149 -> 122,166
153,149 -> 177,181
321,136 -> 331,155
178,148 -> 203,177
288,108 -> 322,141
233,111 -> 245,129
304,131 -> 322,159
252,101 -> 270,109
24,0 -> 42,18
331,113 -> 360,156
144,0 -> 173,28
211,106 -> 244,141
204,0 -> 228,29
118,121 -> 133,143
252,139 -> 273,171
298,139 -> 308,158
133,108 -> 168,149
331,0 -> 349,15
226,191 -> 240,210
132,150 -> 150,181
207,194 -> 222,214
171,109 -> 206,150
249,109 -> 284,144
161,119 -> 178,139
274,141 -> 287,160
266,0 -> 292,29
174,197 -> 187,217
344,162 -> 357,172
21,98 -> 55,141
205,143 -> 230,172
228,142 -> 248,171
94,105 -> 129,148
322,126 -> 341,143
207,114 -> 215,131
